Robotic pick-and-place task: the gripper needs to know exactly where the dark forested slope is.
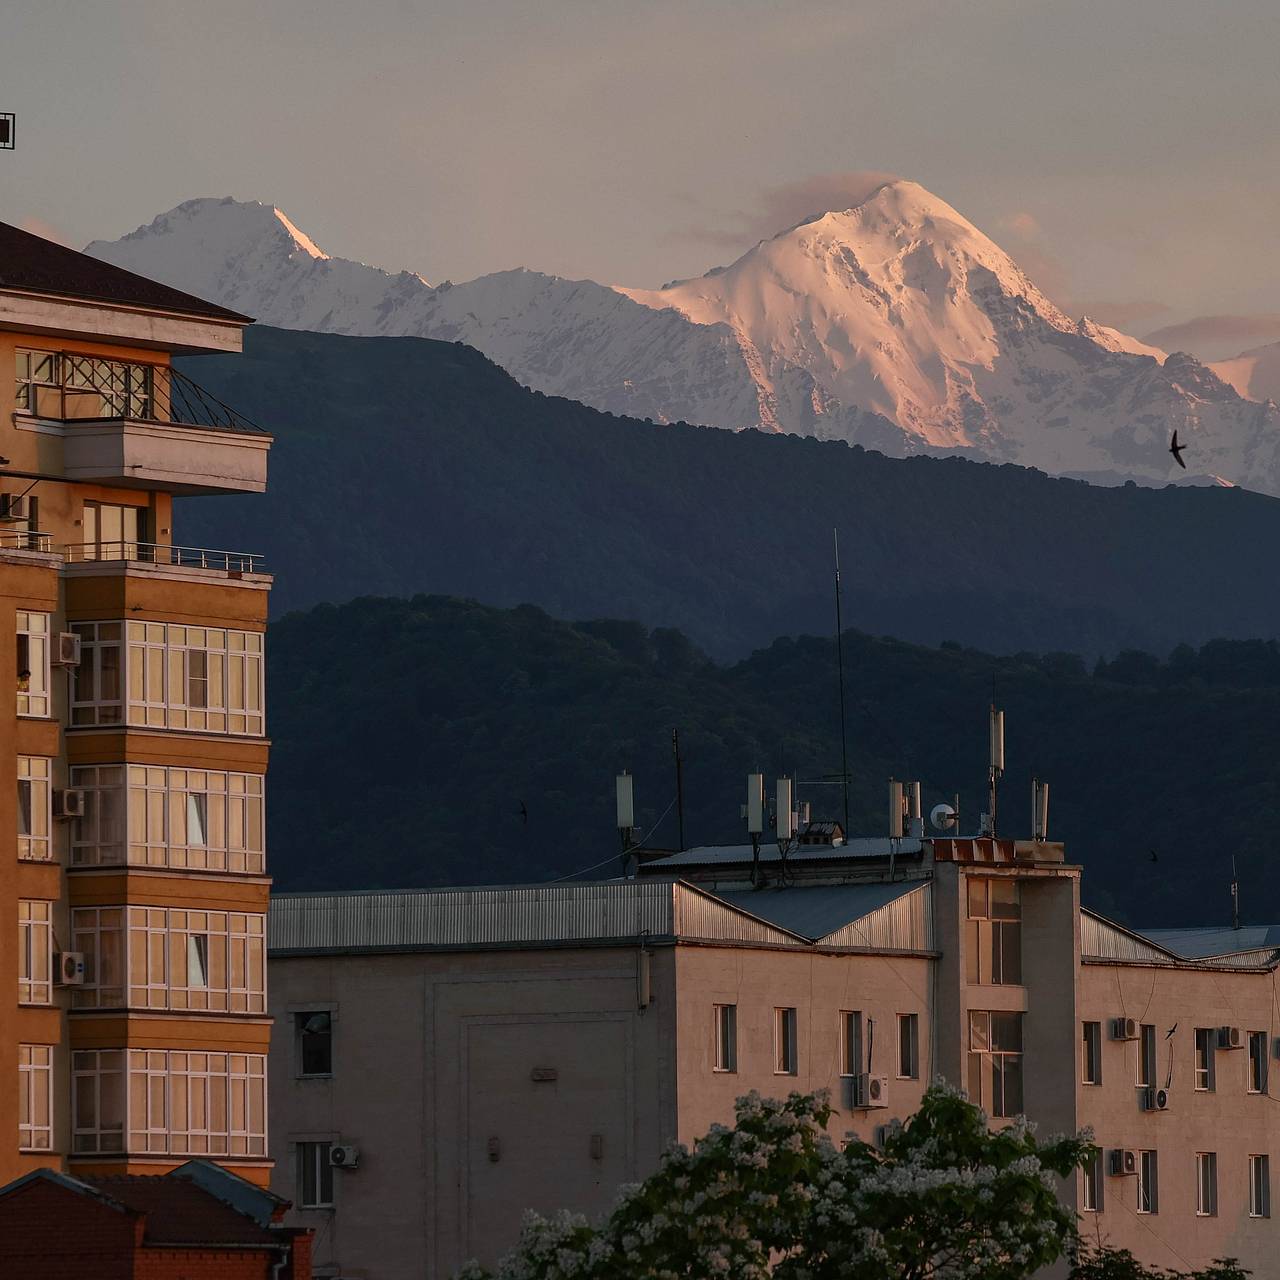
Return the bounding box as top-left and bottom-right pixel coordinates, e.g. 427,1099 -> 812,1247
179,327 -> 1280,660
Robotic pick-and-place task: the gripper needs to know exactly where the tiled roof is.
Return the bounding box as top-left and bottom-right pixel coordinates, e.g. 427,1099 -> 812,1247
0,221 -> 250,323
84,1175 -> 280,1246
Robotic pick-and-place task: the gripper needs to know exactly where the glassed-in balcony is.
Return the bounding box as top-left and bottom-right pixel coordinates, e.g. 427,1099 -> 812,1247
15,349 -> 270,495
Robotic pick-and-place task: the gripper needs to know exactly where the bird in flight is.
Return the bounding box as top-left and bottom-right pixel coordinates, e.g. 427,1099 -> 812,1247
1169,430 -> 1187,469
1149,849 -> 1159,863
518,801 -> 528,826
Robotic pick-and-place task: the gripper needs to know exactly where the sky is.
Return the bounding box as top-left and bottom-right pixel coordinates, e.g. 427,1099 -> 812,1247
2,0 -> 1279,358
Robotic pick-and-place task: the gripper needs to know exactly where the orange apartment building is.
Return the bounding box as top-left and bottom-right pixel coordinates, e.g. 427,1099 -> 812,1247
0,222 -> 273,1187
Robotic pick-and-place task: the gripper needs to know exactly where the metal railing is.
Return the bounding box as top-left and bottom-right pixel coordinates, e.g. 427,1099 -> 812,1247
0,528 -> 53,553
63,541 -> 265,574
19,353 -> 264,435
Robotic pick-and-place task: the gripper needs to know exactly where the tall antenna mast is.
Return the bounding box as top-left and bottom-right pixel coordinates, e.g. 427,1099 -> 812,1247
1231,856 -> 1240,931
671,728 -> 686,853
987,695 -> 1004,837
833,528 -> 851,833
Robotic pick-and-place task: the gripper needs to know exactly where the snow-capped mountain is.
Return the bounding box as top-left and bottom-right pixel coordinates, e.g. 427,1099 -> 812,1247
86,186 -> 1280,495
1212,341 -> 1280,406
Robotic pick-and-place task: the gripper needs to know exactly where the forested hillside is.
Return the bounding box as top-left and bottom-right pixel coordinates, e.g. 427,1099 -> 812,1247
179,327 -> 1280,660
266,594 -> 1280,928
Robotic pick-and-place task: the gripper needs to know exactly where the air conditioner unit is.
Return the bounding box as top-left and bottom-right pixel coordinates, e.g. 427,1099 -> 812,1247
53,788 -> 85,820
852,1073 -> 889,1110
54,632 -> 82,666
1108,1148 -> 1138,1177
329,1144 -> 360,1170
1218,1026 -> 1243,1050
1110,1017 -> 1139,1041
55,953 -> 86,986
0,494 -> 30,522
1141,1086 -> 1170,1112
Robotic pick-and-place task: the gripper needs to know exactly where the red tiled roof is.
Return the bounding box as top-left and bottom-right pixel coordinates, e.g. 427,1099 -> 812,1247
0,221 -> 251,324
83,1176 -> 280,1247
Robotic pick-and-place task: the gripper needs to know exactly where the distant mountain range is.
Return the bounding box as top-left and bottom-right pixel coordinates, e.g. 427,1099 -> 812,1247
175,326 -> 1280,660
264,592 -> 1280,928
91,182 -> 1280,495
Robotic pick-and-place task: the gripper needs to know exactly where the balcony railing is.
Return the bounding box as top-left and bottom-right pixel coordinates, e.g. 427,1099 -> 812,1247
18,353 -> 264,436
63,541 -> 265,574
0,528 -> 54,553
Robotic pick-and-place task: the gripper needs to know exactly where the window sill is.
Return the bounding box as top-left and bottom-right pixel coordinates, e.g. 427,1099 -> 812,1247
712,1068 -> 736,1075
297,1073 -> 334,1081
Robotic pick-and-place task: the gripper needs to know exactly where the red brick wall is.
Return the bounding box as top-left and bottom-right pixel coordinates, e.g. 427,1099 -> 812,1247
0,1179 -> 140,1279
136,1248 -> 278,1279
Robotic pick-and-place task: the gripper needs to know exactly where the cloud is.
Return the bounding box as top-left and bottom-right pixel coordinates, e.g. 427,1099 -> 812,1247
1142,314 -> 1280,358
997,211 -> 1041,240
18,217 -> 74,247
670,169 -> 901,254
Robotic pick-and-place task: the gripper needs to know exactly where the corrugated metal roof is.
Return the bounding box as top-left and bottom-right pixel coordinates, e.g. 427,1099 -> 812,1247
1082,911 -> 1280,970
1140,925 -> 1280,960
641,838 -> 924,869
714,881 -> 923,943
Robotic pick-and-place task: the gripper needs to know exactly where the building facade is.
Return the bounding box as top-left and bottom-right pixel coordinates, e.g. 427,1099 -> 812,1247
1,222 -> 272,1187
268,834 -> 1280,1279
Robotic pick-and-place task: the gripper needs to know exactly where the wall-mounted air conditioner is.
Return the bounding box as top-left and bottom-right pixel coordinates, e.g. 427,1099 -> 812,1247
1108,1148 -> 1137,1176
1110,1017 -> 1138,1041
55,953 -> 86,986
1141,1086 -> 1170,1112
53,789 -> 85,820
55,632 -> 82,666
852,1073 -> 889,1110
329,1144 -> 360,1170
1217,1026 -> 1243,1051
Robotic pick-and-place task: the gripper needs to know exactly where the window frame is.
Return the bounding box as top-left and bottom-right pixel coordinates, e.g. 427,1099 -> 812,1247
16,610 -> 51,717
964,876 -> 1022,985
18,900 -> 53,1005
1137,1023 -> 1157,1090
967,1010 -> 1024,1118
773,1006 -> 798,1076
839,1010 -> 863,1078
1195,1151 -> 1218,1217
296,1010 -> 334,1079
1250,1154 -> 1271,1219
1081,1152 -> 1103,1213
18,1045 -> 53,1152
1081,1021 -> 1102,1086
897,1012 -> 920,1080
712,1003 -> 737,1073
1248,1031 -> 1268,1094
297,1140 -> 335,1209
17,755 -> 52,861
1137,1149 -> 1158,1215
1194,1028 -> 1216,1092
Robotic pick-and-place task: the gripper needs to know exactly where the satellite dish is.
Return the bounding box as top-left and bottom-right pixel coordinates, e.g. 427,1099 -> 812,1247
930,802 -> 957,831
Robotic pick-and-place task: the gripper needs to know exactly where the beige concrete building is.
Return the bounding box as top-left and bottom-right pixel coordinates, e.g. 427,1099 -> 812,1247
267,831 -> 1280,1279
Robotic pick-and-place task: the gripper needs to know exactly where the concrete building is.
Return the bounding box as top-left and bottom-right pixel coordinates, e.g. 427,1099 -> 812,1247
267,827 -> 1280,1279
1,222 -> 273,1187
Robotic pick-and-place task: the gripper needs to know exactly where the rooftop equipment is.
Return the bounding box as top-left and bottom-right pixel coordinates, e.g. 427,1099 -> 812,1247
1032,778 -> 1050,841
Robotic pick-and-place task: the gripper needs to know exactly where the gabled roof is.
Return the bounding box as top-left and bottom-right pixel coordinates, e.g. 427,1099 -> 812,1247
86,1175 -> 281,1246
714,881 -> 927,944
0,221 -> 250,323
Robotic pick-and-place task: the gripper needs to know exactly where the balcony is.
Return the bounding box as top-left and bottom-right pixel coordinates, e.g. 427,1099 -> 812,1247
15,353 -> 271,495
63,541 -> 266,575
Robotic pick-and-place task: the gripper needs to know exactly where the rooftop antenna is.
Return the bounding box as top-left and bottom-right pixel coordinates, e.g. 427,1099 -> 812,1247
1231,856 -> 1240,931
1032,777 -> 1050,841
671,728 -> 686,853
747,772 -> 765,887
986,693 -> 1004,837
615,771 -> 635,874
833,529 -> 851,834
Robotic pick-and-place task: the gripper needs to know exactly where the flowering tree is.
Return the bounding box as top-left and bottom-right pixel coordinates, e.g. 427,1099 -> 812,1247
457,1082 -> 1089,1280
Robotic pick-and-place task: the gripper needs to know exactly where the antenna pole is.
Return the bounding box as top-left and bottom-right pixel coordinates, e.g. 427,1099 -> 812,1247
672,728 -> 686,853
833,529 -> 851,834
1232,856 -> 1240,930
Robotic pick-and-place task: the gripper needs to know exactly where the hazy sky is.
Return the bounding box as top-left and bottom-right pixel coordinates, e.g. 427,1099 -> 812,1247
2,0 -> 1278,355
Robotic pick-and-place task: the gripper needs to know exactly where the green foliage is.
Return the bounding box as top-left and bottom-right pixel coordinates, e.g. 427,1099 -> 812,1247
1070,1247 -> 1250,1280
457,1083 -> 1092,1280
177,326 -> 1280,661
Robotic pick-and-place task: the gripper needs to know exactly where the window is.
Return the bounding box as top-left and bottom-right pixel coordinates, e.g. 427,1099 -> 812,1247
1249,1031 -> 1268,1094
82,502 -> 146,560
897,1013 -> 919,1080
15,349 -> 60,414
70,906 -> 265,1013
1194,1029 -> 1216,1092
1250,1154 -> 1271,1218
19,901 -> 52,1004
297,1012 -> 334,1077
1138,1023 -> 1157,1089
70,621 -> 265,736
1081,1152 -> 1103,1212
968,1011 -> 1024,1117
965,877 -> 1022,984
297,1141 -> 334,1209
70,764 -> 264,874
72,1049 -> 266,1156
1082,1021 -> 1102,1086
18,1045 -> 53,1151
16,611 -> 50,716
17,756 -> 51,860
1196,1152 -> 1218,1216
774,1007 -> 797,1075
840,1010 -> 863,1077
1138,1150 -> 1158,1214
713,1004 -> 737,1072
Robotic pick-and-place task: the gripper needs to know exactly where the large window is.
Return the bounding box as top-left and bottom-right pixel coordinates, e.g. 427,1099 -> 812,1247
1081,1152 -> 1103,1212
73,1049 -> 266,1157
71,906 -> 265,1013
774,1007 -> 798,1075
71,621 -> 264,736
19,900 -> 52,1005
297,1012 -> 333,1077
14,349 -> 60,414
16,349 -> 155,420
1137,1023 -> 1157,1089
897,1013 -> 920,1080
1138,1150 -> 1158,1214
965,877 -> 1021,985
1082,1021 -> 1102,1086
840,1010 -> 863,1077
968,1011 -> 1023,1118
713,1004 -> 737,1073
18,1045 -> 53,1151
17,756 -> 51,860
71,764 -> 264,874
297,1141 -> 334,1209
1194,1029 -> 1216,1092
1249,1031 -> 1268,1094
1196,1152 -> 1218,1217
16,611 -> 50,717
82,502 -> 147,560
1250,1154 -> 1271,1219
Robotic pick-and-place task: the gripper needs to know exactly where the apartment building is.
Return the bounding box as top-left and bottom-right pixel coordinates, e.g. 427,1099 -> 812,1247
267,827 -> 1280,1279
1,222 -> 272,1187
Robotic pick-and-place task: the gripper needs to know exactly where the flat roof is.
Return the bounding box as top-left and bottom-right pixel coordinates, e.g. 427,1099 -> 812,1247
0,221 -> 250,323
640,837 -> 924,870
